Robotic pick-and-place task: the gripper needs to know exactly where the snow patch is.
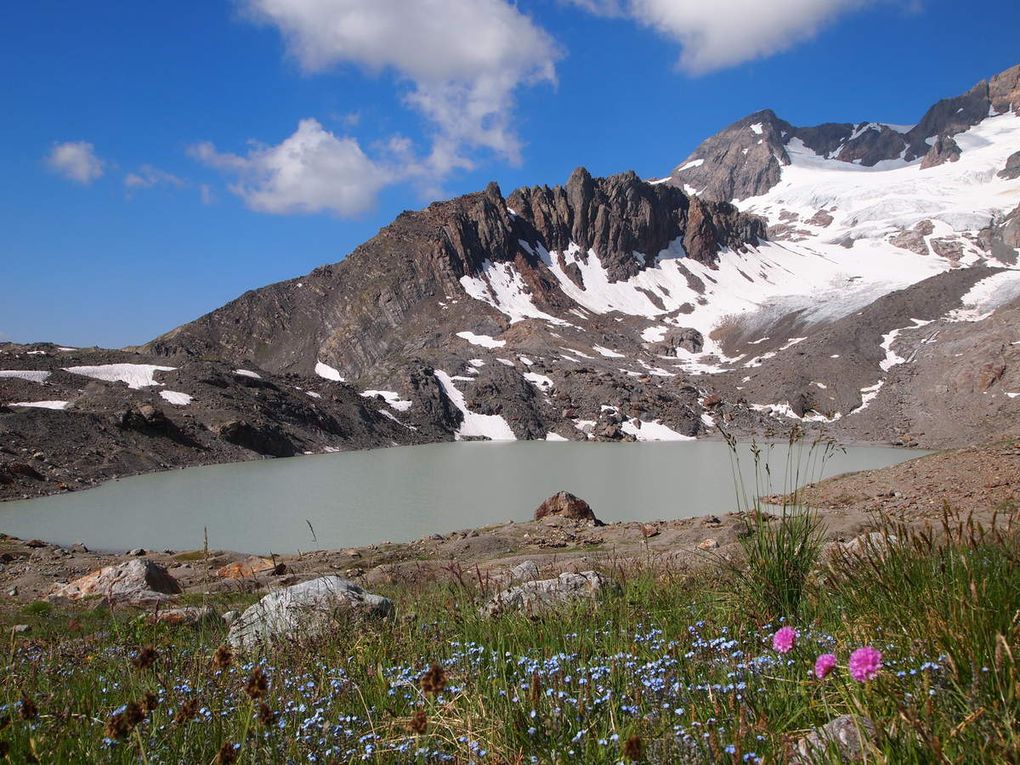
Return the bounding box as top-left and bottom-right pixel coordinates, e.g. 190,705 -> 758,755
315,361 -> 344,382
523,372 -> 554,391
65,364 -> 175,389
361,390 -> 412,412
234,369 -> 261,379
0,370 -> 50,383
159,390 -> 192,406
593,345 -> 625,358
434,370 -> 516,441
456,331 -> 506,349
12,400 -> 69,410
621,419 -> 694,441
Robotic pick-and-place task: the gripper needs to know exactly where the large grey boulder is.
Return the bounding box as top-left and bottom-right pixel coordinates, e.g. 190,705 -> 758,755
48,559 -> 181,605
481,571 -> 608,617
791,715 -> 876,763
227,576 -> 393,649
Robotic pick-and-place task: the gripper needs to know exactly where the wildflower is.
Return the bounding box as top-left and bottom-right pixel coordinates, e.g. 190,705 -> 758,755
132,646 -> 158,671
814,653 -> 837,679
772,626 -> 797,654
245,667 -> 269,700
849,646 -> 882,682
19,694 -> 38,721
214,742 -> 240,764
174,698 -> 199,725
212,645 -> 233,670
420,663 -> 446,695
410,710 -> 427,735
622,734 -> 644,762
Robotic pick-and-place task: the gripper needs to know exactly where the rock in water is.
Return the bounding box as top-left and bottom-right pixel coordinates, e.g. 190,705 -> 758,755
48,559 -> 181,604
227,576 -> 393,649
482,571 -> 608,617
792,715 -> 876,763
534,491 -> 602,524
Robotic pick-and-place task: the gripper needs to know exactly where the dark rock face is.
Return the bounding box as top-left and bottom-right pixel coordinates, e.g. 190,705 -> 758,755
215,420 -> 296,458
920,135 -> 962,169
651,327 -> 704,354
464,363 -> 552,440
534,491 -> 601,524
670,64 -> 1020,201
1000,150 -> 1020,180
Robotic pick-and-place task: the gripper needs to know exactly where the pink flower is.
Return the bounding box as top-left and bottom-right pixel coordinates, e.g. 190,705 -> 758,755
814,653 -> 837,679
772,626 -> 797,654
849,646 -> 882,682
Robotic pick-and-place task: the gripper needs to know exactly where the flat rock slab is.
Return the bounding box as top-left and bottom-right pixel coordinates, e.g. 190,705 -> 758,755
227,576 -> 393,650
216,556 -> 283,579
792,715 -> 876,764
48,559 -> 181,605
481,571 -> 609,617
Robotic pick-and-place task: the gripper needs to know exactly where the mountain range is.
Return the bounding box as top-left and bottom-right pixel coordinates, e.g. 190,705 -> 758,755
3,64 -> 1019,497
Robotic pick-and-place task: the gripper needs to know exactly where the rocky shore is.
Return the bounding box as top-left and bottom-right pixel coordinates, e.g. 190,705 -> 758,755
1,442 -> 1015,613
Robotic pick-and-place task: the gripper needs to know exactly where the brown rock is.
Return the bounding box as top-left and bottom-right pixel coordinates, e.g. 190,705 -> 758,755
217,557 -> 285,579
534,491 -> 602,525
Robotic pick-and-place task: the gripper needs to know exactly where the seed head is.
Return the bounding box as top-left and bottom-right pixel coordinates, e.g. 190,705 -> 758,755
214,742 -> 240,764
245,666 -> 269,700
141,691 -> 160,715
410,710 -> 427,734
19,694 -> 38,721
132,645 -> 158,671
173,698 -> 199,725
419,663 -> 446,695
212,644 -> 233,670
257,703 -> 278,727
623,734 -> 644,762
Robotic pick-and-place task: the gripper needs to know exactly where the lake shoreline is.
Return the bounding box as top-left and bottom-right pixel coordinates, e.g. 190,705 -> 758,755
1,442 -> 1015,605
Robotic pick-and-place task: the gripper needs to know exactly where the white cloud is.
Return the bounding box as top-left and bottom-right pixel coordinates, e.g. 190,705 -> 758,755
190,118 -> 391,216
241,0 -> 559,175
45,141 -> 105,184
569,0 -> 872,74
124,165 -> 187,190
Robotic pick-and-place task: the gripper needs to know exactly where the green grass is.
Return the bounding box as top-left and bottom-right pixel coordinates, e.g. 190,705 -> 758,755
0,511 -> 1017,763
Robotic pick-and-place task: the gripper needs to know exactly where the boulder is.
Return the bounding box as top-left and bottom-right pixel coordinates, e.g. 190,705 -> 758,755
48,559 -> 181,604
481,571 -> 609,617
227,576 -> 393,649
535,491 -> 602,524
509,560 -> 540,583
838,532 -> 898,558
791,715 -> 876,764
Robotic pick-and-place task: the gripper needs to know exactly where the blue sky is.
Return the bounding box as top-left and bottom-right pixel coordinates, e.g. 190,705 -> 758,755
2,0 -> 1018,348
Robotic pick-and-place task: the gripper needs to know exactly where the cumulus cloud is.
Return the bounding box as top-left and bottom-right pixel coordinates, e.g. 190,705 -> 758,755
240,0 -> 559,175
189,118 -> 391,216
124,165 -> 187,190
568,0 -> 872,74
45,141 -> 105,184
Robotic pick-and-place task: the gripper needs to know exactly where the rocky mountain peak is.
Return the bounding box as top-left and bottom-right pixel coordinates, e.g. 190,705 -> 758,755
670,63 -> 1020,201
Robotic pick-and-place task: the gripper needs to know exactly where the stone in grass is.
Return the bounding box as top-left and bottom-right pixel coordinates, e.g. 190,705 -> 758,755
534,491 -> 603,525
227,576 -> 394,650
481,571 -> 609,618
147,606 -> 220,627
791,715 -> 876,764
48,559 -> 182,605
